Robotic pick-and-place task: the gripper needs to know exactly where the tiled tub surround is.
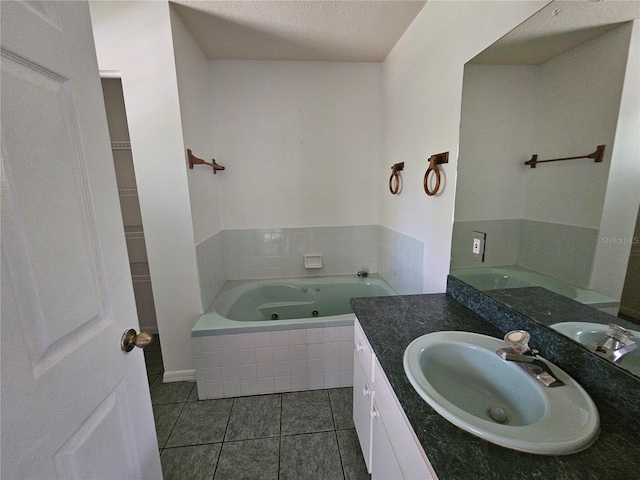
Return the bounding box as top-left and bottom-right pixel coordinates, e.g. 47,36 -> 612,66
191,275 -> 395,399
223,225 -> 379,281
351,289 -> 640,479
378,225 -> 424,294
196,225 -> 425,310
192,326 -> 355,400
195,232 -> 226,312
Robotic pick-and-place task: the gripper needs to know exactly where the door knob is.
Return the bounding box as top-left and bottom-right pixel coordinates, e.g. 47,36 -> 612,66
121,329 -> 153,352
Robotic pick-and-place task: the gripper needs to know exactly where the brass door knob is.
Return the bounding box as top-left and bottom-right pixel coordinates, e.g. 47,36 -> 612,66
121,329 -> 153,352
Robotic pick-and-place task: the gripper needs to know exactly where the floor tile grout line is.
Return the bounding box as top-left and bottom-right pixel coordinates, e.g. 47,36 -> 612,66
212,396 -> 235,480
333,429 -> 347,480
154,384 -> 182,452
327,388 -> 338,431
326,388 -> 349,479
157,393 -> 188,451
161,441 -> 223,450
278,392 -> 284,478
279,429 -> 337,439
221,396 -> 237,443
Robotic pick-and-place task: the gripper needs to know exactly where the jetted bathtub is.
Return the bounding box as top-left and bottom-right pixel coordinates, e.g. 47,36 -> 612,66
191,274 -> 395,399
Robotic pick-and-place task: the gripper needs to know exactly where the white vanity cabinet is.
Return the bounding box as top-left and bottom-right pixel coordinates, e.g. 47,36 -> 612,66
353,318 -> 438,480
371,398 -> 404,480
353,318 -> 375,472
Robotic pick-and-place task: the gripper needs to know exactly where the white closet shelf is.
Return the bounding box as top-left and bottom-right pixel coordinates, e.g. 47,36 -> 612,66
118,188 -> 138,197
124,225 -> 144,240
130,262 -> 151,283
111,141 -> 131,150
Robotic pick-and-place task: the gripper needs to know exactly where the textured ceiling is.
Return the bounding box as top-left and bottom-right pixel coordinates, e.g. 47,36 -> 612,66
471,0 -> 640,65
170,1 -> 426,62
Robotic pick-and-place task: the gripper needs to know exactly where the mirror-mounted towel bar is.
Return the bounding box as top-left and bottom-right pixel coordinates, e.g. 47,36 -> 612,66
188,149 -> 225,174
389,162 -> 404,194
424,152 -> 449,196
524,145 -> 605,168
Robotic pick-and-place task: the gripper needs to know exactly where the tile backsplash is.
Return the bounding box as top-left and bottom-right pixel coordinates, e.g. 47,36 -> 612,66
196,232 -> 227,312
451,219 -> 598,288
518,219 -> 597,288
378,226 -> 424,294
196,225 -> 425,310
223,225 -> 379,282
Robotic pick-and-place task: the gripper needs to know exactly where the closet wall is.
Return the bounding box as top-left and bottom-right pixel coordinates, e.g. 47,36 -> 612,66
101,78 -> 159,333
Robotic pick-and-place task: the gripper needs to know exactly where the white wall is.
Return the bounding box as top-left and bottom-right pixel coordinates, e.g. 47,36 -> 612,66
209,60 -> 382,230
523,25 -> 629,228
591,21 -> 640,300
382,0 -> 549,293
456,65 -> 537,221
90,1 -> 202,378
170,7 -> 223,244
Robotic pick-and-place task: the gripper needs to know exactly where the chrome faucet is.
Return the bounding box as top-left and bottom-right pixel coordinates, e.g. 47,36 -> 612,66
357,270 -> 368,278
587,323 -> 637,363
496,330 -> 565,387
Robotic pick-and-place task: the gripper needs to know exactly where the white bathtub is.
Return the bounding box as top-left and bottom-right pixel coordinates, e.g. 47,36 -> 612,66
191,275 -> 395,399
450,265 -> 618,313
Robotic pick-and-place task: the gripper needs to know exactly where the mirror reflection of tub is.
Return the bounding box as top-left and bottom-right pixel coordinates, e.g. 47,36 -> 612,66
450,266 -> 619,315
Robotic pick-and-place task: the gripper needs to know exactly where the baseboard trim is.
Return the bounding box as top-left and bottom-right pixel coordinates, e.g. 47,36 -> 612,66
163,369 -> 196,383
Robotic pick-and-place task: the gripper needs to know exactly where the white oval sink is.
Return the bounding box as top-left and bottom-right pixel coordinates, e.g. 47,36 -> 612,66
550,322 -> 640,376
403,331 -> 599,455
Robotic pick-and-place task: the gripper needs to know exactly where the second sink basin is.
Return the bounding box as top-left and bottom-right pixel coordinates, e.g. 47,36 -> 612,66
403,331 -> 599,455
550,322 -> 640,376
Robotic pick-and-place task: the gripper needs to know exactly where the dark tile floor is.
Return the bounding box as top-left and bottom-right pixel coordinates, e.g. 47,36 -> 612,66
145,336 -> 369,480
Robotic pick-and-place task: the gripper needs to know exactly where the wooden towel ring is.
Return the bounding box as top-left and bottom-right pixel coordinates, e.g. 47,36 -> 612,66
423,152 -> 449,196
389,162 -> 404,194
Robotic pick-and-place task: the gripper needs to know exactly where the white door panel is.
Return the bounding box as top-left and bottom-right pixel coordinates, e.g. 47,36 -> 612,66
1,2 -> 161,478
2,47 -> 108,373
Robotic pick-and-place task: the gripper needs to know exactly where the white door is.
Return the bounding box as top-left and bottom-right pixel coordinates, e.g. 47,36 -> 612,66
1,1 -> 162,479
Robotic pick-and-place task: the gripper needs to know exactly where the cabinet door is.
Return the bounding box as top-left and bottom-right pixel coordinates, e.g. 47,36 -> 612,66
353,352 -> 374,472
371,400 -> 404,480
374,360 -> 436,480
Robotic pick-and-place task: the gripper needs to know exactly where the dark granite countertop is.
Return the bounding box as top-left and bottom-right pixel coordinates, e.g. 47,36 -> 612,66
351,293 -> 640,480
484,286 -> 640,332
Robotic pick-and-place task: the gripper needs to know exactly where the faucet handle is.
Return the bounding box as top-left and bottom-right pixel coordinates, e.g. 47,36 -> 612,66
607,323 -> 633,343
504,330 -> 530,354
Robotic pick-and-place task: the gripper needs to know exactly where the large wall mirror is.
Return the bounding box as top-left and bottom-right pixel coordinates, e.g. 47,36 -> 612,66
450,1 -> 640,377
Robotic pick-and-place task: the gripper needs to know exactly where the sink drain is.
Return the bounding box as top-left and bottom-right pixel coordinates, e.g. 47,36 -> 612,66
271,313 -> 279,320
487,406 -> 509,424
311,310 -> 319,317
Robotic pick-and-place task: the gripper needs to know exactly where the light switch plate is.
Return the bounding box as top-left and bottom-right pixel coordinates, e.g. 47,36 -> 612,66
471,231 -> 486,262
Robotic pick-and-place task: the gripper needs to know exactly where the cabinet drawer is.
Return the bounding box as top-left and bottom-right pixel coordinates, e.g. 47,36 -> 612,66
354,317 -> 374,383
